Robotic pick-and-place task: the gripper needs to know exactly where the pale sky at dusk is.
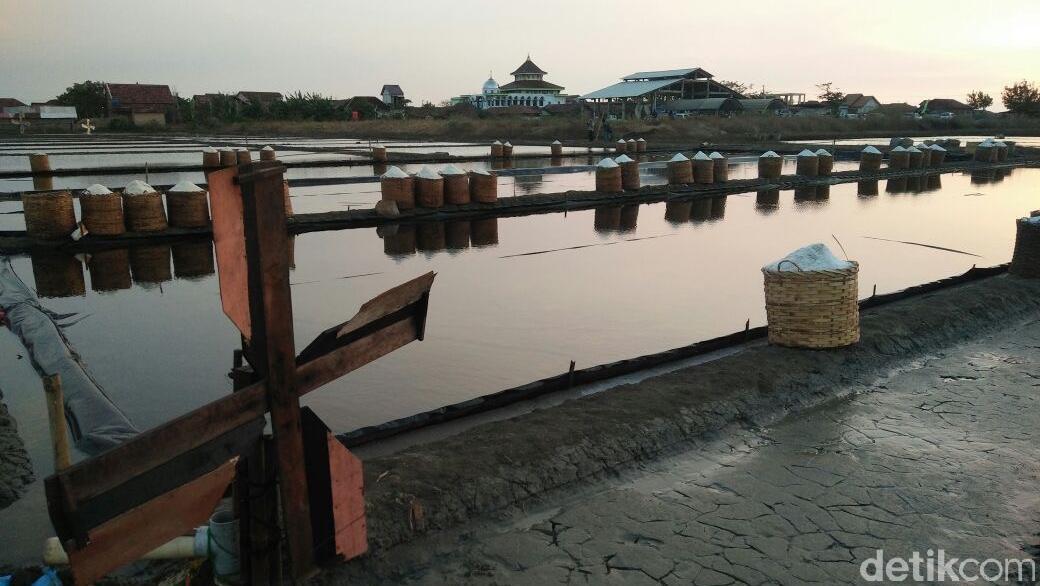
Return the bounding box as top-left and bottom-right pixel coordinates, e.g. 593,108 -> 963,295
2,0 -> 1038,108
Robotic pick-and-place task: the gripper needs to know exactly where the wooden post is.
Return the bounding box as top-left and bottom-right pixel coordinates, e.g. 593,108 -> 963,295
43,374 -> 71,471
238,161 -> 316,579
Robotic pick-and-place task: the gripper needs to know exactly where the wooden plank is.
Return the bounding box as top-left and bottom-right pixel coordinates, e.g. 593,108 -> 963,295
296,319 -> 420,394
43,374 -> 71,471
209,166 -> 251,341
67,459 -> 236,586
328,432 -> 367,560
239,161 -> 315,578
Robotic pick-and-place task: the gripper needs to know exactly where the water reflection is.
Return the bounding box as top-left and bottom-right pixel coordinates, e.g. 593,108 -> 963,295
690,199 -> 712,223
619,204 -> 639,233
665,201 -> 692,224
471,217 -> 498,247
87,249 -> 132,292
710,196 -> 727,221
927,174 -> 942,192
886,177 -> 908,194
381,223 -> 417,257
130,244 -> 172,286
379,217 -> 500,257
857,180 -> 879,197
445,220 -> 471,251
594,206 -> 622,233
417,222 -> 447,253
756,189 -> 780,213
171,240 -> 215,280
31,250 -> 85,298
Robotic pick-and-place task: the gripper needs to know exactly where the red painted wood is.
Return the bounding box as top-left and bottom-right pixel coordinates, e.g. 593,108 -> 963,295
208,166 -> 251,341
327,433 -> 367,560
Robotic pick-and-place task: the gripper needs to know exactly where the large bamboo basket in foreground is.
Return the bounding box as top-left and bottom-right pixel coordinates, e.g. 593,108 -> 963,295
763,259 -> 860,349
1010,215 -> 1040,278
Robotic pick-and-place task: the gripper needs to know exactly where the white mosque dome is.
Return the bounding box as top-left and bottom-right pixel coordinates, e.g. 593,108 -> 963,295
482,76 -> 499,94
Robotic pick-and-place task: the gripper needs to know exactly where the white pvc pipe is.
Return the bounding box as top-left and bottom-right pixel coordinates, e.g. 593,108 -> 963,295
43,527 -> 208,565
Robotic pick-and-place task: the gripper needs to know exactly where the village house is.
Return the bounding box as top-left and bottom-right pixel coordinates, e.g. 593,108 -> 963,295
0,98 -> 27,112
235,91 -> 283,111
105,83 -> 174,126
839,93 -> 880,117
918,98 -> 975,118
381,85 -> 406,108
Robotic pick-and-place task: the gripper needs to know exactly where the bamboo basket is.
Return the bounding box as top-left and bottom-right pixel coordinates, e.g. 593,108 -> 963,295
816,152 -> 834,176
372,146 -> 388,162
973,145 -> 994,162
667,160 -> 693,184
860,151 -> 883,171
888,150 -> 910,169
81,191 -> 125,236
994,143 -> 1009,162
469,171 -> 498,203
123,192 -> 168,232
550,142 -> 563,157
416,177 -> 444,208
1010,217 -> 1040,278
619,161 -> 640,191
33,176 -> 54,191
381,176 -> 415,210
130,244 -> 172,285
636,138 -> 647,153
930,149 -> 946,166
31,251 -> 85,298
907,149 -> 925,169
664,201 -> 692,224
712,156 -> 728,182
219,149 -> 237,167
758,156 -> 782,179
470,217 -> 499,247
417,222 -> 446,252
594,207 -> 622,233
259,148 -> 277,162
23,191 -> 77,240
202,150 -> 221,169
615,140 -> 627,154
490,143 -> 504,157
693,159 -> 714,184
796,154 -> 818,176
88,248 -> 132,292
166,189 -> 210,228
627,139 -> 637,153
446,220 -> 471,250
29,153 -> 51,173
172,241 -> 215,279
236,149 -> 252,165
443,174 -> 470,205
502,143 -> 514,158
763,261 -> 860,348
382,224 -> 417,257
595,166 -> 623,193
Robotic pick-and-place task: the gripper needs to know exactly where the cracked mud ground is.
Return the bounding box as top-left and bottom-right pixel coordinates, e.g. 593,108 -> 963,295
331,316 -> 1040,585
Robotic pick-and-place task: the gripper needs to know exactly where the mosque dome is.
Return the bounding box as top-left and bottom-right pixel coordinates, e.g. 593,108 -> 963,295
482,75 -> 499,94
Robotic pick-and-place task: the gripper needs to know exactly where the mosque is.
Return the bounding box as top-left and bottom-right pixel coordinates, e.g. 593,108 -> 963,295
451,56 -> 573,110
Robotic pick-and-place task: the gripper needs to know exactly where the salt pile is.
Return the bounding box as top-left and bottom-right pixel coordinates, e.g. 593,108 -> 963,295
615,154 -> 634,163
797,149 -> 817,157
504,141 -> 512,147
993,140 -> 1007,147
551,139 -> 562,145
815,149 -> 831,157
761,151 -> 780,158
709,151 -> 725,159
440,164 -> 465,175
83,184 -> 112,195
763,243 -> 852,272
203,147 -> 217,153
1023,215 -> 1040,225
493,140 -> 502,145
669,153 -> 689,162
417,166 -> 441,180
597,158 -> 619,169
381,166 -> 409,179
907,146 -> 921,153
930,144 -> 946,152
171,181 -> 204,192
863,146 -> 882,155
693,151 -> 711,160
124,180 -> 154,196
637,138 -> 646,143
891,146 -> 907,152
261,145 -> 273,152
470,167 -> 492,176
373,143 -> 385,149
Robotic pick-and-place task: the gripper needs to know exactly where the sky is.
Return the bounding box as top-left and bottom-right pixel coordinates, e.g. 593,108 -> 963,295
2,0 -> 1038,108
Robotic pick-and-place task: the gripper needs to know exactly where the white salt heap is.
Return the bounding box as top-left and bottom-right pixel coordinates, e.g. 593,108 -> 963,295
374,144 -> 385,149
993,141 -> 1007,147
471,167 -> 492,176
124,180 -> 154,196
203,147 -> 217,153
763,243 -> 852,272
504,141 -> 512,147
815,149 -> 831,157
1023,215 -> 1040,225
381,166 -> 409,179
693,151 -> 711,161
417,166 -> 441,180
797,149 -> 817,157
597,158 -> 619,169
84,184 -> 112,195
551,139 -> 562,145
907,146 -> 921,153
493,140 -> 502,145
615,154 -> 634,163
761,151 -> 780,158
637,138 -> 646,143
863,146 -> 882,155
891,146 -> 907,152
261,145 -> 274,152
709,151 -> 725,159
930,144 -> 946,152
617,139 -> 626,144
669,153 -> 689,162
440,164 -> 465,175
171,181 -> 203,192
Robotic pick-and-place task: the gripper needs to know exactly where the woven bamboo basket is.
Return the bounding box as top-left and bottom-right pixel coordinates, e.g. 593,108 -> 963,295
372,146 -> 388,162
636,138 -> 647,153
202,150 -> 221,169
860,151 -> 882,171
1010,217 -> 1040,278
973,145 -> 994,162
930,150 -> 946,166
81,192 -> 125,236
667,160 -> 693,184
259,148 -> 276,162
763,261 -> 860,348
130,244 -> 172,285
417,222 -> 446,252
490,143 -> 504,157
416,177 -> 444,208
23,191 -> 77,240
756,189 -> 780,212
382,224 -> 417,257
166,190 -> 210,228
712,157 -> 728,182
758,156 -> 782,179
921,149 -> 935,167
594,206 -> 622,233
29,153 -> 51,173
471,217 -> 499,247
446,220 -> 471,250
372,163 -> 388,177
236,149 -> 252,165
123,192 -> 168,232
857,181 -> 879,197
796,154 -> 819,176
31,251 -> 85,298
381,176 -> 415,210
550,142 -> 563,157
615,140 -> 627,154
690,199 -> 712,222
502,143 -> 514,158
172,241 -> 215,279
816,153 -> 834,176
443,175 -> 470,205
693,159 -> 714,184
596,166 -> 623,193
627,139 -> 637,153
619,161 -> 640,191
281,180 -> 294,218
219,149 -> 237,167
995,144 -> 1009,162
907,149 -> 925,169
469,172 -> 498,203
889,150 -> 910,169
620,204 -> 639,232
664,201 -> 692,224
33,176 -> 54,191
88,248 -> 132,292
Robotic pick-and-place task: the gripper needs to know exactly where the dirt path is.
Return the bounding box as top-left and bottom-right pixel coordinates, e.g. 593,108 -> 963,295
329,312 -> 1040,584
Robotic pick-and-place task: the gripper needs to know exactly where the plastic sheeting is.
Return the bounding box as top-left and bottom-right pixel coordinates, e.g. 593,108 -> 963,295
0,257 -> 138,454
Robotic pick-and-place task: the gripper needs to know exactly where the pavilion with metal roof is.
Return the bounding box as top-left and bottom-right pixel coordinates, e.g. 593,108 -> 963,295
579,66 -> 744,118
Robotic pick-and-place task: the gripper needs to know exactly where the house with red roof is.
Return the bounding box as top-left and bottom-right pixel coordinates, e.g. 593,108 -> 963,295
105,83 -> 175,126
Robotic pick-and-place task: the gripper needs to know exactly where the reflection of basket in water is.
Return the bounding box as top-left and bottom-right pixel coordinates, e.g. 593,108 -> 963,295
763,261 -> 859,348
471,218 -> 498,247
130,244 -> 172,284
446,220 -> 471,250
172,241 -> 215,279
382,224 -> 417,257
31,251 -> 85,298
88,248 -> 132,292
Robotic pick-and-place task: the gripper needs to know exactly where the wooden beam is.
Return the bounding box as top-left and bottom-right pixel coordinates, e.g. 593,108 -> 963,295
43,374 -> 71,471
209,166 -> 252,341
